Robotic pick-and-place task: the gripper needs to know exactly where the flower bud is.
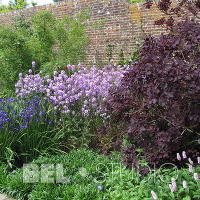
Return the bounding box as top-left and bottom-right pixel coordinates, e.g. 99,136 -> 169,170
182,151 -> 187,159
151,191 -> 158,200
169,183 -> 176,192
188,158 -> 194,165
32,61 -> 36,68
189,165 -> 193,173
182,181 -> 187,189
197,157 -> 200,164
177,153 -> 181,161
194,173 -> 199,181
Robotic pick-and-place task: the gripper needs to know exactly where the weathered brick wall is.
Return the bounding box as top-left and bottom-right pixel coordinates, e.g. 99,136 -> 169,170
0,0 -> 169,65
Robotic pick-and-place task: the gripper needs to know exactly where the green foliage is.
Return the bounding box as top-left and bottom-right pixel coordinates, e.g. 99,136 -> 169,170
0,149 -> 199,200
0,0 -> 27,13
117,39 -> 142,66
0,96 -> 62,166
52,109 -> 106,152
0,5 -> 12,13
29,11 -> 56,64
104,165 -> 200,200
0,25 -> 32,93
55,9 -> 90,65
0,149 -> 120,200
9,0 -> 27,10
106,43 -> 114,62
0,10 -> 89,93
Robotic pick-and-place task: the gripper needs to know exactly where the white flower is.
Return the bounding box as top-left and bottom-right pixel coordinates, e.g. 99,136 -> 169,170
177,153 -> 181,161
151,191 -> 158,200
182,181 -> 187,189
182,151 -> 187,159
188,158 -> 194,165
194,173 -> 199,181
197,157 -> 200,164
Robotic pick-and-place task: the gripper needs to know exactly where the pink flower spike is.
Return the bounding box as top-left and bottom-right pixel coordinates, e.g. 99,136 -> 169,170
169,184 -> 176,192
177,153 -> 181,161
171,178 -> 176,183
151,191 -> 158,200
182,181 -> 187,189
188,158 -> 194,165
197,157 -> 200,164
189,165 -> 193,173
182,151 -> 187,159
194,173 -> 199,181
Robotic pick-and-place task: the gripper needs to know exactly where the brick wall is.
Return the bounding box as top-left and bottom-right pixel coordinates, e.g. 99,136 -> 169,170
0,0 -> 169,65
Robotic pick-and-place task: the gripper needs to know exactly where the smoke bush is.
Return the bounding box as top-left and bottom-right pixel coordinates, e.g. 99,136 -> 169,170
105,19 -> 200,167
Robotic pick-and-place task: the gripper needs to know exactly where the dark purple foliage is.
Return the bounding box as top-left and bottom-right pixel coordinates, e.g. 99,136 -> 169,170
158,0 -> 171,12
144,0 -> 200,30
105,19 -> 200,167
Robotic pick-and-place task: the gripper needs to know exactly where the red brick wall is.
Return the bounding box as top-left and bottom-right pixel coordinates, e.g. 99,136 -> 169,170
0,0 -> 169,65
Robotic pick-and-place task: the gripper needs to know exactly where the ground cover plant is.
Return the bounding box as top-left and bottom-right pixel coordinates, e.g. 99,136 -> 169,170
0,149 -> 199,200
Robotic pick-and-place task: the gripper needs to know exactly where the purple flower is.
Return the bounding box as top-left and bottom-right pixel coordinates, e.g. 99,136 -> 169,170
19,73 -> 23,78
15,65 -> 125,118
32,61 -> 36,68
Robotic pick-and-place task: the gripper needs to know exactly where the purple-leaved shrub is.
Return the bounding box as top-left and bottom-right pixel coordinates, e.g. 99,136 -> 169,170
105,3 -> 200,167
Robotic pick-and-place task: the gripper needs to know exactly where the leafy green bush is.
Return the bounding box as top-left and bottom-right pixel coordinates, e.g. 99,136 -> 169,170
28,11 -> 56,64
0,5 -> 12,13
0,0 -> 27,14
0,10 -> 89,93
54,9 -> 90,66
0,25 -> 32,93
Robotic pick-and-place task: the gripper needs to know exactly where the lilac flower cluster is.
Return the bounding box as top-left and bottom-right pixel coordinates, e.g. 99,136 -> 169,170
15,65 -> 125,117
0,96 -> 52,133
15,72 -> 46,97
